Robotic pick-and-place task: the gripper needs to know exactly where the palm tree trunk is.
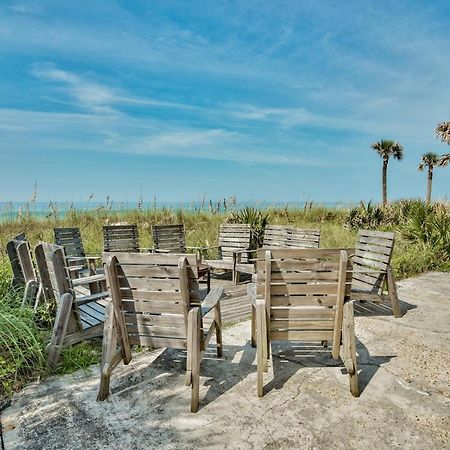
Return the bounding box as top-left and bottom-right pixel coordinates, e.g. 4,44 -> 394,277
426,167 -> 433,204
382,158 -> 388,205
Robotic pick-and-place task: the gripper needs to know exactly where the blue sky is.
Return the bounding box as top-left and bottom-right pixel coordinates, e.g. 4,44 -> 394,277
0,0 -> 449,203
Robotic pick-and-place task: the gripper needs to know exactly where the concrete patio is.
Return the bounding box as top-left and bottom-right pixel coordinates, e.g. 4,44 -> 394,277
2,272 -> 449,449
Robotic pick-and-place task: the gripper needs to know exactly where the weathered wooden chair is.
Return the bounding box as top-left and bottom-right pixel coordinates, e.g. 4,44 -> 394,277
250,248 -> 359,397
103,224 -> 140,253
235,226 -> 321,280
6,235 -> 42,308
54,227 -> 101,277
152,224 -> 187,252
6,232 -> 27,287
287,228 -> 321,248
34,242 -> 108,367
152,224 -> 211,290
203,224 -> 252,285
262,225 -> 293,248
349,229 -> 401,318
97,252 -> 224,413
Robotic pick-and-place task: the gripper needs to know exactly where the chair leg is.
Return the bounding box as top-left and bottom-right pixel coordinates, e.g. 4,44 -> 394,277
251,303 -> 256,347
188,307 -> 201,412
47,293 -> 73,369
214,303 -> 223,357
386,267 -> 402,318
97,303 -> 117,401
255,300 -> 267,397
342,301 -> 359,398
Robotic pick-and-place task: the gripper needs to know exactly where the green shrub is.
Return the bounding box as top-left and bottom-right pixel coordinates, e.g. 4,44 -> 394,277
228,207 -> 269,249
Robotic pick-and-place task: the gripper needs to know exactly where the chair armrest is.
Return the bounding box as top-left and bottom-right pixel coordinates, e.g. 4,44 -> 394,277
86,255 -> 102,261
233,249 -> 251,254
200,287 -> 224,317
72,274 -> 106,286
351,269 -> 387,275
74,291 -> 109,306
66,256 -> 87,262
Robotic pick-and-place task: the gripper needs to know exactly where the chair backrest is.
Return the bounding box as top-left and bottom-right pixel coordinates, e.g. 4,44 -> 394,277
262,225 -> 293,248
54,227 -> 86,259
6,236 -> 37,286
103,224 -> 140,252
35,242 -> 71,302
262,226 -> 320,249
218,224 -> 252,262
256,248 -> 349,343
287,228 -> 320,248
103,252 -> 200,349
6,233 -> 27,285
152,224 -> 186,253
351,229 -> 395,294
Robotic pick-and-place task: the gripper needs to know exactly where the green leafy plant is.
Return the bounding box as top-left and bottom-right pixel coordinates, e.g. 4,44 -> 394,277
228,207 -> 269,249
345,201 -> 384,229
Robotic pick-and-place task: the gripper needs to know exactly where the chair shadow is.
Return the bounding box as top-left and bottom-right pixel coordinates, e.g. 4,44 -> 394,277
110,341 -> 257,412
264,338 -> 395,397
109,335 -> 395,408
353,297 -> 416,317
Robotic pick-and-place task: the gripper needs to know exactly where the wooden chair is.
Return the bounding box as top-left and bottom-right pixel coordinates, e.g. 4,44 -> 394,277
6,235 -> 42,308
152,224 -> 187,252
54,227 -> 101,277
250,248 -> 359,397
103,224 -> 140,253
349,229 -> 401,318
34,242 -> 109,367
287,228 -> 320,248
262,225 -> 293,248
235,226 -> 321,280
152,224 -> 211,290
97,252 -> 224,413
203,224 -> 252,285
6,232 -> 27,287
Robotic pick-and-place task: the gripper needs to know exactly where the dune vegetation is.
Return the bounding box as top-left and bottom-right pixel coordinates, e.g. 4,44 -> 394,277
0,199 -> 449,399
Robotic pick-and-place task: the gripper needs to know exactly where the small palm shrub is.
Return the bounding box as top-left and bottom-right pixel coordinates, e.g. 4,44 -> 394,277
228,207 -> 269,249
401,205 -> 450,257
345,201 -> 385,229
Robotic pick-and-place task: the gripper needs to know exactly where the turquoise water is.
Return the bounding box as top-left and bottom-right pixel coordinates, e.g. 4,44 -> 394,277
0,200 -> 357,221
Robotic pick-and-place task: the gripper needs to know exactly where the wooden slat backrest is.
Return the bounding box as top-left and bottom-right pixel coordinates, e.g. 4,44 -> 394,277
262,225 -> 293,248
352,229 -> 395,294
16,240 -> 38,284
262,226 -> 321,249
6,236 -> 37,286
35,242 -> 71,301
287,228 -> 321,248
256,248 -> 348,343
6,234 -> 27,285
218,224 -> 251,262
54,227 -> 86,258
103,252 -> 200,349
152,224 -> 186,253
103,225 -> 140,252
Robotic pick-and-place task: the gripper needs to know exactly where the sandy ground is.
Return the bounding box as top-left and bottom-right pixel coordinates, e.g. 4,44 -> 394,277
2,272 -> 450,449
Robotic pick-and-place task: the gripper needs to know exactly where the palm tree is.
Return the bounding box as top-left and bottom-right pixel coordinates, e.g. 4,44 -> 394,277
436,121 -> 450,166
418,152 -> 439,204
436,121 -> 450,144
439,153 -> 450,166
371,139 -> 404,205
